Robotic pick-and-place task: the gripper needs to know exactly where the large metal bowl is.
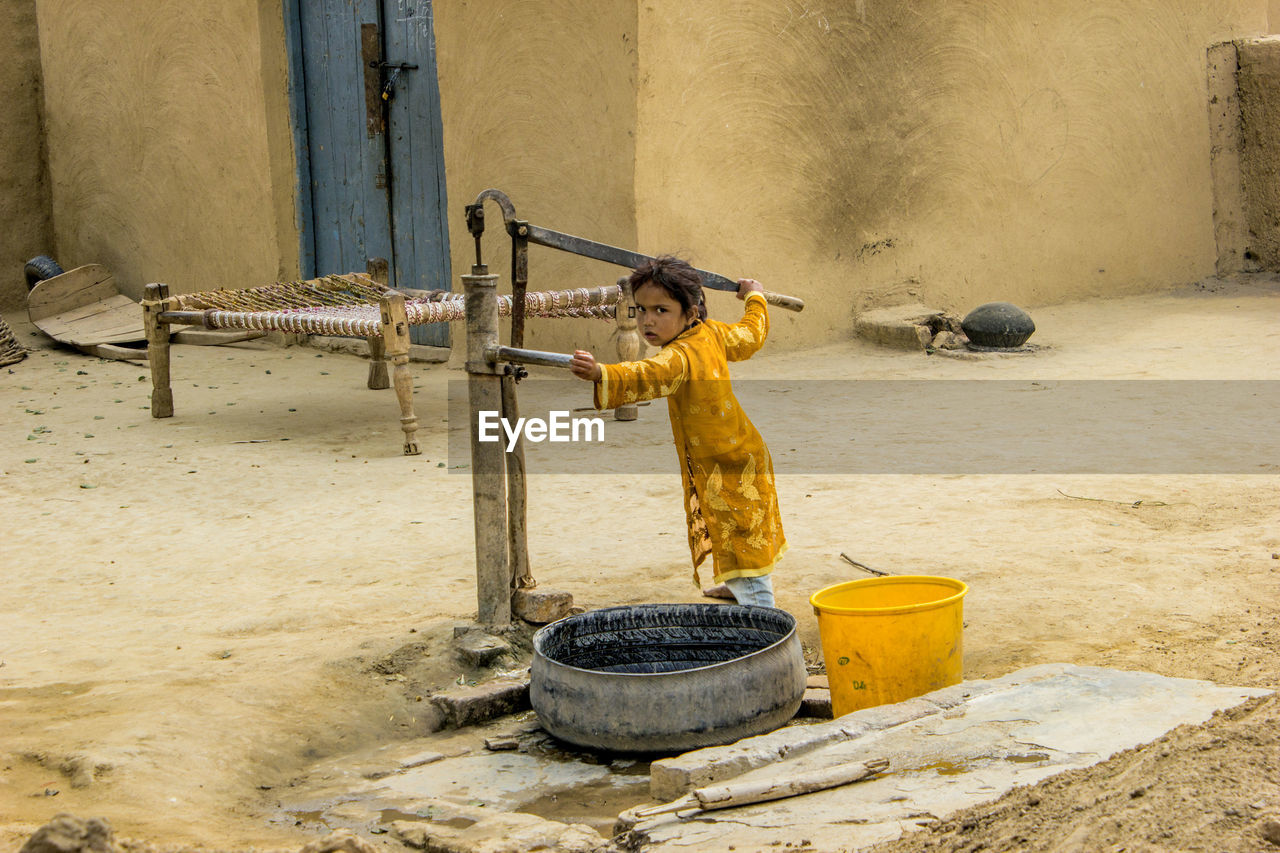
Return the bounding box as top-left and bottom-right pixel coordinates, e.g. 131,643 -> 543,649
530,603 -> 806,753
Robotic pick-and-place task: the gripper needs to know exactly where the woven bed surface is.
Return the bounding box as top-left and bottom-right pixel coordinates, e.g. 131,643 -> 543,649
168,275 -> 620,337
0,312 -> 26,366
173,273 -> 392,311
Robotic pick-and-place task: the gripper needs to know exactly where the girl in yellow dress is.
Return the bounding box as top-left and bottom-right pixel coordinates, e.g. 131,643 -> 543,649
569,256 -> 786,607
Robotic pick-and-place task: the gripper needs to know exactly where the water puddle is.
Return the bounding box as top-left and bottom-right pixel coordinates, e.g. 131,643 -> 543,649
516,772 -> 653,834
899,752 -> 1049,777
915,759 -> 970,776
278,712 -> 662,835
379,809 -> 475,830
286,809 -> 329,830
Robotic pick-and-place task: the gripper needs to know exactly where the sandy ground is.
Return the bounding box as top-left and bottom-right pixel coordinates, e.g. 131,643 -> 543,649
1,275 -> 1278,852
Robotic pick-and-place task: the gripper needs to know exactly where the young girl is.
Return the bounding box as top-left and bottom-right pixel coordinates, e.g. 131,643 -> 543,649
569,256 -> 786,607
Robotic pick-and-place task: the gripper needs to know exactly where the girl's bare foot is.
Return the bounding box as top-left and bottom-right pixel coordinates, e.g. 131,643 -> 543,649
702,583 -> 734,600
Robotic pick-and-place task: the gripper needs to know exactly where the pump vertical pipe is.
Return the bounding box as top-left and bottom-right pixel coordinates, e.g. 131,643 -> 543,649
501,371 -> 532,592
464,265 -> 511,626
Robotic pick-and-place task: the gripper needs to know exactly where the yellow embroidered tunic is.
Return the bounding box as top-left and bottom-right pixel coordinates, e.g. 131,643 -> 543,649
594,292 -> 787,585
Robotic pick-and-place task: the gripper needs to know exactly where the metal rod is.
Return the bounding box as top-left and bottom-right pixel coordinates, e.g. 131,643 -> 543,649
502,373 -> 532,592
490,345 -> 575,370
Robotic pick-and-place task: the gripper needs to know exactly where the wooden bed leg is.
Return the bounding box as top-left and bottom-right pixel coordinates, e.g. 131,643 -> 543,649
142,282 -> 175,418
501,373 -> 533,591
366,257 -> 391,389
366,334 -> 390,389
614,277 -> 642,421
379,290 -> 420,455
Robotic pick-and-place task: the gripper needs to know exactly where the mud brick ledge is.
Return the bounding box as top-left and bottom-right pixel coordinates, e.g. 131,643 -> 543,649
431,677 -> 531,729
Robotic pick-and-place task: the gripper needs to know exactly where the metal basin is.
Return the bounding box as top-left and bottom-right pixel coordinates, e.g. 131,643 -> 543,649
530,604 -> 806,753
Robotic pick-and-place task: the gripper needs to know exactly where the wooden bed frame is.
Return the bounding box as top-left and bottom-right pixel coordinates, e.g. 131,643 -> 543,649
139,270 -> 628,455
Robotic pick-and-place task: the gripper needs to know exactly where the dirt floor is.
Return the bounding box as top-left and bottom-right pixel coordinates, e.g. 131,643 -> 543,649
1,275 -> 1278,852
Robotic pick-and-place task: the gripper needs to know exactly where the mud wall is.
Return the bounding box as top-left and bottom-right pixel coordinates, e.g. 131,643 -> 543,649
433,0 -> 638,355
23,2 -> 1274,349
28,0 -> 638,354
1236,36 -> 1280,269
31,1 -> 298,302
635,1 -> 1268,345
0,0 -> 54,310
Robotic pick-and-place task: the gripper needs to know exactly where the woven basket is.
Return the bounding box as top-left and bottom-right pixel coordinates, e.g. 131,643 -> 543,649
0,312 -> 27,367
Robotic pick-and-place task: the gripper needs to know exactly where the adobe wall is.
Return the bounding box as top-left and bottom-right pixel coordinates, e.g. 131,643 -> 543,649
635,1 -> 1268,345
27,0 -> 636,357
433,0 -> 638,355
1236,36 -> 1280,268
23,2 -> 1273,350
0,0 -> 54,310
31,1 -> 296,302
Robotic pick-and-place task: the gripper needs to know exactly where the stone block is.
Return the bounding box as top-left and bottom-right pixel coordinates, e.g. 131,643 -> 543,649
513,588 -> 574,624
798,687 -> 833,718
930,330 -> 967,350
432,678 -> 530,729
398,750 -> 445,769
455,631 -> 511,667
485,736 -> 519,751
18,815 -> 114,853
853,304 -> 956,351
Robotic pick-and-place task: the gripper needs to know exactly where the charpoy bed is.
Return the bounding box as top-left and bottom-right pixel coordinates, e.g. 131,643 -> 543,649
140,271 -> 622,455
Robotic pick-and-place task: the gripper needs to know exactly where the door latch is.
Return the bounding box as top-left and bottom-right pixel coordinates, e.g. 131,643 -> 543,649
369,60 -> 419,101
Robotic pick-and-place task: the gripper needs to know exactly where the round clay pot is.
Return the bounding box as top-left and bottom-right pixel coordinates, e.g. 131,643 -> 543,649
961,302 -> 1035,348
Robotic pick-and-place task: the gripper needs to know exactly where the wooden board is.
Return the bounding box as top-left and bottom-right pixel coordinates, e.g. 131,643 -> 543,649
27,264 -> 146,346
75,342 -> 149,361
171,328 -> 266,346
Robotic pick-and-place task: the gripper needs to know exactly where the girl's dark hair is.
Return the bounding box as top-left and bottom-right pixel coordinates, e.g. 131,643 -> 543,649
628,255 -> 707,321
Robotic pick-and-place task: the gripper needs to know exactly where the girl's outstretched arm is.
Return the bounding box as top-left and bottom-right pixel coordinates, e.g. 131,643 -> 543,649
594,346 -> 689,411
570,349 -> 602,381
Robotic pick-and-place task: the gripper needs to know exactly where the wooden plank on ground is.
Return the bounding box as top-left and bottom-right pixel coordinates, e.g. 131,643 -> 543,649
27,265 -> 146,346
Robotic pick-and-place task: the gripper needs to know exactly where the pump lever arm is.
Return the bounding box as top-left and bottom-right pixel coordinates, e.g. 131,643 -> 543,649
523,224 -> 805,312
465,188 -> 805,312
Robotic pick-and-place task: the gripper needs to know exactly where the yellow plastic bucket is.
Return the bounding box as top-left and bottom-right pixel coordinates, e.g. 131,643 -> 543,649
810,575 -> 968,716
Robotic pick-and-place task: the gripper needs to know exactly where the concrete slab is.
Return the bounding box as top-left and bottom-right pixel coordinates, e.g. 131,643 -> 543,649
628,664 -> 1270,852
648,686 -> 1004,801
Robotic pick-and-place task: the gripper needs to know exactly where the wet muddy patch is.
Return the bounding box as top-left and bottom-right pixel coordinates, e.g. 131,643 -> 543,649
270,710 -> 663,843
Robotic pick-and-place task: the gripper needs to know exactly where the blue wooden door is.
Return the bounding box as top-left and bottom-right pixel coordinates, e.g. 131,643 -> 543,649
297,0 -> 451,347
